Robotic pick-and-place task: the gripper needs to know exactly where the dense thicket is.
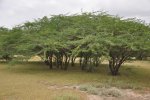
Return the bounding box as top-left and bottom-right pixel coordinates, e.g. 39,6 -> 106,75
0,12 -> 150,75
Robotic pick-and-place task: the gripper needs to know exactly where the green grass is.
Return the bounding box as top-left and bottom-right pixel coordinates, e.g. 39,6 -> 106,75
52,92 -> 81,100
0,61 -> 150,99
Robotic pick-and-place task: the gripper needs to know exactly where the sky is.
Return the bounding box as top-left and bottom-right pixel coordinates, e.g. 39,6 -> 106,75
0,0 -> 150,28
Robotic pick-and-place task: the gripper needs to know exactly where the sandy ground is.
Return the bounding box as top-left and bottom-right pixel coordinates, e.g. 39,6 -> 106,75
38,80 -> 150,100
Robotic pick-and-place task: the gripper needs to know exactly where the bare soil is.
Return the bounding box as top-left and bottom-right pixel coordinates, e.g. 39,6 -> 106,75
45,84 -> 150,100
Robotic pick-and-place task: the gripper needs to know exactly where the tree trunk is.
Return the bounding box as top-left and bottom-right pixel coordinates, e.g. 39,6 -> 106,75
71,57 -> 76,67
48,53 -> 53,69
109,60 -> 119,75
108,49 -> 130,76
64,56 -> 70,70
109,57 -> 123,76
82,57 -> 88,70
79,57 -> 82,67
88,57 -> 94,72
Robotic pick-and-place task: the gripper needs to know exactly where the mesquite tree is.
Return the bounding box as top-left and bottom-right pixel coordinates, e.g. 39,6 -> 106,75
0,12 -> 149,75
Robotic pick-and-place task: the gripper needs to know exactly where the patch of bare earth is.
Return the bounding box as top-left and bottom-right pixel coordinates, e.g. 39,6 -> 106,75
120,89 -> 150,100
87,95 -> 103,100
38,81 -> 150,100
86,88 -> 150,100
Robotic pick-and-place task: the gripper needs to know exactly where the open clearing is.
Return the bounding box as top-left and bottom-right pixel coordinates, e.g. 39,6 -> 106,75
0,61 -> 150,100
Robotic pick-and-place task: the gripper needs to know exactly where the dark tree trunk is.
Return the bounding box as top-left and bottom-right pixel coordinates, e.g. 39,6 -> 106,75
48,53 -> 53,69
79,57 -> 82,67
81,56 -> 88,70
109,60 -> 119,75
109,55 -> 128,76
93,57 -> 99,67
64,56 -> 70,70
71,57 -> 76,67
108,49 -> 131,76
137,52 -> 144,60
55,54 -> 60,69
44,60 -> 49,65
60,54 -> 63,69
88,58 -> 94,72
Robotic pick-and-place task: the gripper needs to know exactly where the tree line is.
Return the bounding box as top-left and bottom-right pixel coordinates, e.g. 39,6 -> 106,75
0,12 -> 150,75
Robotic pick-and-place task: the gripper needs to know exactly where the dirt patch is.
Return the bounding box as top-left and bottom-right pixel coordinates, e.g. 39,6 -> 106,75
47,85 -> 150,100
87,94 -> 102,100
38,81 -> 150,100
121,89 -> 150,100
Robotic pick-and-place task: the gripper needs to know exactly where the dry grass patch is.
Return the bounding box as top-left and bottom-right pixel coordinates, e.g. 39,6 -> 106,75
0,61 -> 150,99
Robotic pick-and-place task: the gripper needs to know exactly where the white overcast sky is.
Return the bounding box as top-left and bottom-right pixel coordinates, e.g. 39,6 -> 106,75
0,0 -> 150,28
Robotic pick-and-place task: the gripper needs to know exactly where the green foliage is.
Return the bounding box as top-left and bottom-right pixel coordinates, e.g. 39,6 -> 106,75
0,11 -> 149,74
79,84 -> 99,95
101,87 -> 122,97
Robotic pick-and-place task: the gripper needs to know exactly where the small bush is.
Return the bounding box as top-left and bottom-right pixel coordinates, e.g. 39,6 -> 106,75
79,85 -> 90,91
87,87 -> 99,95
92,83 -> 103,88
79,85 -> 99,95
101,87 -> 122,97
92,83 -> 111,88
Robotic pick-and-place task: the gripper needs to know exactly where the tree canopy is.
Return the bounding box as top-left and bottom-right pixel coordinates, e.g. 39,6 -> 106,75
0,12 -> 150,75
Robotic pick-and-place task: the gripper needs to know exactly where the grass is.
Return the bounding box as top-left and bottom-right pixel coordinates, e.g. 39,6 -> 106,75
79,85 -> 99,95
52,92 -> 81,100
100,87 -> 122,97
0,61 -> 150,99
